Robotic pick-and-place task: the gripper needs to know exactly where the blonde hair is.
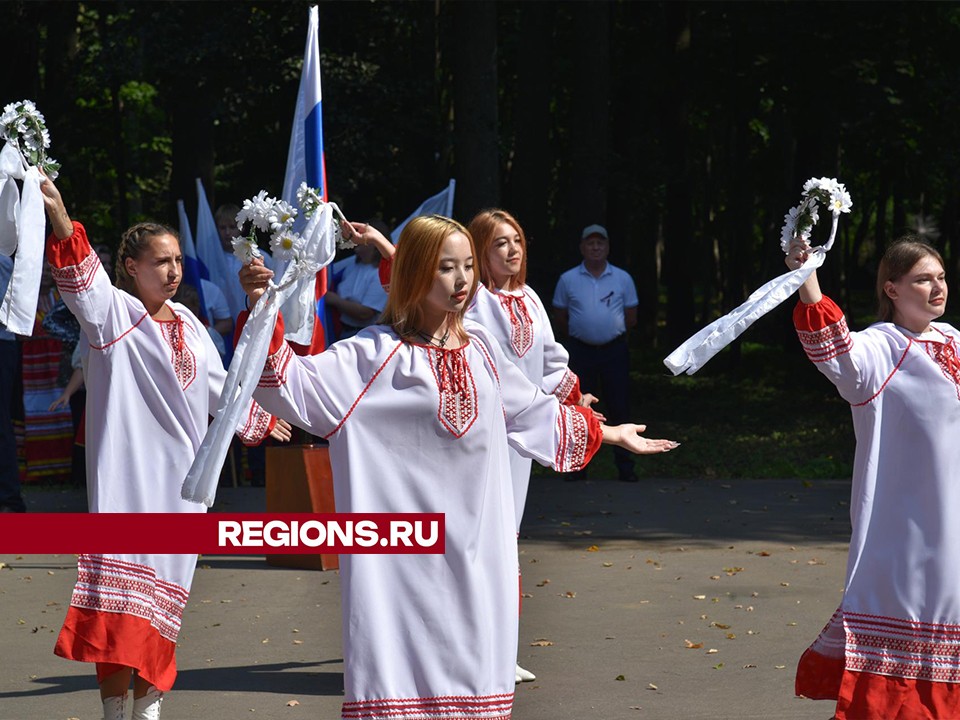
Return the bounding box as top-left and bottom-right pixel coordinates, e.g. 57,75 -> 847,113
380,215 -> 478,341
115,222 -> 179,295
468,208 -> 528,290
876,235 -> 945,322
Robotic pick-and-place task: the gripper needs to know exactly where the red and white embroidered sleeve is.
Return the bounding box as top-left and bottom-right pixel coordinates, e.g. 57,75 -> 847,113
555,405 -> 602,472
551,369 -> 582,405
46,221 -> 98,294
237,400 -> 276,446
234,310 -> 294,388
793,296 -> 853,363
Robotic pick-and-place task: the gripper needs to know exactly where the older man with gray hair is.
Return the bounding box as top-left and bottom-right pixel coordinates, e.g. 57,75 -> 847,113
552,224 -> 639,481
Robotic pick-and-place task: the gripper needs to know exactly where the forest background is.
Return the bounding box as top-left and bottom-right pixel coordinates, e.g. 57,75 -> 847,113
5,0 -> 959,481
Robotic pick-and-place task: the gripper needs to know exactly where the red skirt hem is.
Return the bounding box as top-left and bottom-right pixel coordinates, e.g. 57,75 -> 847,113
797,648 -> 960,719
54,606 -> 177,691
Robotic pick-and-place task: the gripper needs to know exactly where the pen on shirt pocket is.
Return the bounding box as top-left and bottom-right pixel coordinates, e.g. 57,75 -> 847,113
600,291 -> 613,306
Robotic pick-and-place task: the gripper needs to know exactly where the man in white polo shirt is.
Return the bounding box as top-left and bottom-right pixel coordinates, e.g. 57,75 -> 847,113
552,224 -> 639,481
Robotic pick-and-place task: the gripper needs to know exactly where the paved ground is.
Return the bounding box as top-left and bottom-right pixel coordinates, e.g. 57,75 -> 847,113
0,473 -> 850,719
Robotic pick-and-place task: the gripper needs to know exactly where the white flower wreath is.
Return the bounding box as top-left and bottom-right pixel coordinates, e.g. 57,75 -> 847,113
0,100 -> 60,178
779,177 -> 852,253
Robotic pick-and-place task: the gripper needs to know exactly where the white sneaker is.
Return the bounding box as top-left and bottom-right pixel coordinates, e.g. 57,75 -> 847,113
515,663 -> 536,682
132,685 -> 164,720
102,693 -> 127,720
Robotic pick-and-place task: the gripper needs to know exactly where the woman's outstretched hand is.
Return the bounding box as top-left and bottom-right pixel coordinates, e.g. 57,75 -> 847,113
602,423 -> 680,455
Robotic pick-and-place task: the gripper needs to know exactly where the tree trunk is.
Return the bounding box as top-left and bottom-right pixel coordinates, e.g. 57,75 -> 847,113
452,0 -> 499,220
567,1 -> 610,233
660,4 -> 695,346
506,1 -> 554,295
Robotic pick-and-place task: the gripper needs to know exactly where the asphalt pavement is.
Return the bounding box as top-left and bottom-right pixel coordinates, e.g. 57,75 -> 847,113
0,473 -> 849,719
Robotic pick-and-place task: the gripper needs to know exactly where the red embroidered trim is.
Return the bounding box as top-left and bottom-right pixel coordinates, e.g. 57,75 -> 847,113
796,316 -> 853,363
51,250 -> 100,294
259,342 -> 294,388
552,368 -> 577,402
836,611 -> 960,682
851,341 -> 912,408
426,345 -> 479,438
156,316 -> 197,390
88,312 -> 150,351
324,341 -> 403,439
239,402 -> 273,445
342,692 -> 514,719
917,336 -> 960,401
71,555 -> 189,643
555,405 -> 589,472
497,293 -> 534,358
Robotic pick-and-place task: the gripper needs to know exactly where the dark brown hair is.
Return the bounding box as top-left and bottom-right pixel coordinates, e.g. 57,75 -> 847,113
876,235 -> 945,322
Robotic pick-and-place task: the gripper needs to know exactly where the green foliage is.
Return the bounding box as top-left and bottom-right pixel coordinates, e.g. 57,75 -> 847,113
537,340 -> 855,481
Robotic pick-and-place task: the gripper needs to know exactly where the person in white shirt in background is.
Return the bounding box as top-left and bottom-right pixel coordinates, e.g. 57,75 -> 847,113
325,218 -> 389,340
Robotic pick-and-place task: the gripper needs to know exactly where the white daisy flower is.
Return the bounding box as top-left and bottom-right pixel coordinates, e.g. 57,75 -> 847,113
231,236 -> 262,265
269,229 -> 305,261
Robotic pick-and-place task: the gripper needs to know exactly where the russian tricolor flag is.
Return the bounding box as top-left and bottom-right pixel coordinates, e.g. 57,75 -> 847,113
281,4 -> 330,354
176,199 -> 209,325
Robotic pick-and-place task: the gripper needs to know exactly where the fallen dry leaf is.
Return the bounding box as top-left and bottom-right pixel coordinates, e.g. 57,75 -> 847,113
684,639 -> 703,649
647,683 -> 658,691
286,699 -> 300,706
560,591 -> 576,599
530,639 -> 554,647
706,648 -> 718,654
692,594 -> 706,600
615,674 -> 625,681
587,545 -> 600,552
536,579 -> 550,587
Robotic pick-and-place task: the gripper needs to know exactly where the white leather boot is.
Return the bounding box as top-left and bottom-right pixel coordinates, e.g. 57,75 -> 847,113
131,685 -> 164,720
102,693 -> 128,720
515,663 -> 536,683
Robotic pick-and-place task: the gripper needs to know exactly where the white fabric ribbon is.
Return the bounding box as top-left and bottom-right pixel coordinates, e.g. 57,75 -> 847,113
181,203 -> 340,507
663,214 -> 839,376
0,142 -> 45,335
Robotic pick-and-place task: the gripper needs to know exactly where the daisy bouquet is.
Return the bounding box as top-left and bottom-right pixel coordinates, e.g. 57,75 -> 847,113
231,183 -> 354,271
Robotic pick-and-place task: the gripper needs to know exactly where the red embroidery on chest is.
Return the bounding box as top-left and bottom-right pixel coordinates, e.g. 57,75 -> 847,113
919,337 -> 960,401
426,345 -> 478,438
498,293 -> 534,357
158,317 -> 197,390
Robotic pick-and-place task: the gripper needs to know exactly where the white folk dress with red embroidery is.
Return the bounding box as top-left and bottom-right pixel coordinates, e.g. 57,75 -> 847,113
467,285 -> 581,529
251,315 -> 600,720
46,222 -> 273,692
793,295 -> 960,719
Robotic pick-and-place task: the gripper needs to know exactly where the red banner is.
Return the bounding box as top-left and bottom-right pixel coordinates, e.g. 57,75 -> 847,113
0,513 -> 444,554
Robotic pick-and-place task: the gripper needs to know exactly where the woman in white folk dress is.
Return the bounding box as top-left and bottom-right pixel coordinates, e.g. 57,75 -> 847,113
39,177 -> 290,720
239,214 -> 678,720
465,208 -> 600,684
788,235 -> 960,719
